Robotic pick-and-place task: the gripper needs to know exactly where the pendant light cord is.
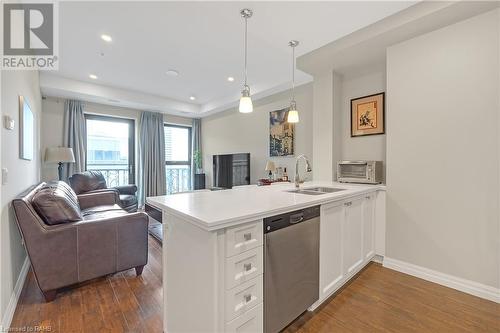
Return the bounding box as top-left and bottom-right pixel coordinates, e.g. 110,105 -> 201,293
244,16 -> 248,88
291,44 -> 295,101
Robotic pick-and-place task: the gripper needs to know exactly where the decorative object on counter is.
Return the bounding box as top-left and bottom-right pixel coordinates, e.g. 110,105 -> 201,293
19,96 -> 34,160
287,40 -> 300,123
257,178 -> 290,186
270,108 -> 294,156
44,147 -> 76,181
282,167 -> 289,181
275,166 -> 283,180
265,160 -> 276,180
239,8 -> 253,114
351,92 -> 385,137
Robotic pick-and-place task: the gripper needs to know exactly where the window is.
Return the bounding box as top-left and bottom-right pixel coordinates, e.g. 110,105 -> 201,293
85,114 -> 135,187
165,124 -> 191,194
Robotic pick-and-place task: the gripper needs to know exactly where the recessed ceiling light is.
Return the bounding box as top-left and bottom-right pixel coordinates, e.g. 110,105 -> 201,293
166,69 -> 179,77
189,96 -> 196,101
227,76 -> 235,82
101,34 -> 112,42
89,74 -> 98,79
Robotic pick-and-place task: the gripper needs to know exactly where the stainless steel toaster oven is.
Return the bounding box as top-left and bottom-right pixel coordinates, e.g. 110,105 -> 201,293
337,160 -> 383,184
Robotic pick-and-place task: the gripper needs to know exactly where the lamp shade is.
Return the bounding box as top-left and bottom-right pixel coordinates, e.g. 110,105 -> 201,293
265,161 -> 276,172
45,147 -> 75,163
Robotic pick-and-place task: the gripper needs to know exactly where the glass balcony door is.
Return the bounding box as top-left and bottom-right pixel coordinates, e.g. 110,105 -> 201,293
165,124 -> 191,194
85,114 -> 135,187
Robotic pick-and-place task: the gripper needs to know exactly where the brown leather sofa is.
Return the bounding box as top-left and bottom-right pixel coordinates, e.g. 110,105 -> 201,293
13,181 -> 148,302
69,171 -> 139,213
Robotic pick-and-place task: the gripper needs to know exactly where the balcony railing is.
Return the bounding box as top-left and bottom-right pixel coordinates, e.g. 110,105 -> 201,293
87,164 -> 191,194
166,165 -> 191,194
87,164 -> 129,187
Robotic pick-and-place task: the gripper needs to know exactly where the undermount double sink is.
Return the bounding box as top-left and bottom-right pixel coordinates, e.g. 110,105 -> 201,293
287,187 -> 346,195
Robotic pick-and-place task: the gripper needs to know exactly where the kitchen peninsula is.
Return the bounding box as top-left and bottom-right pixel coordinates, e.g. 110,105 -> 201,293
147,182 -> 386,333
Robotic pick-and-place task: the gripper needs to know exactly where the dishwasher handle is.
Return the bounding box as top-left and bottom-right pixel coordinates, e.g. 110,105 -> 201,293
290,213 -> 304,224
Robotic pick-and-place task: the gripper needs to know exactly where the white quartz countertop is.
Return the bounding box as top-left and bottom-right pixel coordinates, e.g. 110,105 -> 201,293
147,181 -> 385,231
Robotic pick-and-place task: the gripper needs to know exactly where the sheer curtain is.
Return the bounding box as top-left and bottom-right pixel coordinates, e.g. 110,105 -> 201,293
138,111 -> 166,206
62,100 -> 86,180
191,118 -> 202,189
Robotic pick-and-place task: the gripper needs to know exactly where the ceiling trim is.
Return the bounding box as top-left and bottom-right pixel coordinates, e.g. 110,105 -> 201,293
40,73 -> 200,116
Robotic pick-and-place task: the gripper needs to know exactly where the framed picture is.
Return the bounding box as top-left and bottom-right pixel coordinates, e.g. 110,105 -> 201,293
269,108 -> 294,156
19,96 -> 34,160
351,92 -> 385,137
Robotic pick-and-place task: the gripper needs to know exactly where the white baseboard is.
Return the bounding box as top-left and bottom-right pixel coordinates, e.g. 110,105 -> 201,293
383,257 -> 500,304
1,257 -> 30,330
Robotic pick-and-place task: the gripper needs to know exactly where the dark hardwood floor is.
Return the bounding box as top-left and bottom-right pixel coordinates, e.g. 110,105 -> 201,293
10,236 -> 163,333
10,236 -> 500,333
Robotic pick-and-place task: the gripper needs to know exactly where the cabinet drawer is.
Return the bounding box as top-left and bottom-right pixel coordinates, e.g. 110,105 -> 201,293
225,276 -> 263,322
226,221 -> 263,257
225,247 -> 263,290
225,303 -> 263,333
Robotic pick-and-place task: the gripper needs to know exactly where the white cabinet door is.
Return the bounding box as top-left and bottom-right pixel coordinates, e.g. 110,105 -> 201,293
319,201 -> 345,300
362,194 -> 376,261
342,197 -> 364,276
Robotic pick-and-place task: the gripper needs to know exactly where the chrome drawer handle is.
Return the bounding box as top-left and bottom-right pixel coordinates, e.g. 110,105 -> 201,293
244,294 -> 252,303
244,263 -> 252,271
365,196 -> 371,199
243,233 -> 252,241
344,202 -> 352,206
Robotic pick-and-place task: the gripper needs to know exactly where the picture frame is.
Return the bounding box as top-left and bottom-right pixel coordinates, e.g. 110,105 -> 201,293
269,108 -> 294,157
351,92 -> 385,137
19,96 -> 34,160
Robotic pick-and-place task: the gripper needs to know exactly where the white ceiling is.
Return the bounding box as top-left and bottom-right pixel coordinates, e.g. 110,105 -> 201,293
47,1 -> 416,116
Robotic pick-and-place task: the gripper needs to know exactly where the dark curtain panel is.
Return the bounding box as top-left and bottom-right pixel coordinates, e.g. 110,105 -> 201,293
62,100 -> 86,180
138,111 -> 166,206
191,118 -> 202,188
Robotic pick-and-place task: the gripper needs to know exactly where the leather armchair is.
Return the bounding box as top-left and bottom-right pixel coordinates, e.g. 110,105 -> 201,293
69,171 -> 138,212
13,182 -> 148,302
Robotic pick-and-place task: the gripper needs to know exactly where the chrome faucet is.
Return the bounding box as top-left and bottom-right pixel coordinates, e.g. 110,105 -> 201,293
294,154 -> 312,188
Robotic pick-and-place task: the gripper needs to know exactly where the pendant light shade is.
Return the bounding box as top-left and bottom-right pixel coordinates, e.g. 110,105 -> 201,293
287,40 -> 299,123
287,102 -> 299,123
239,86 -> 253,113
239,9 -> 253,113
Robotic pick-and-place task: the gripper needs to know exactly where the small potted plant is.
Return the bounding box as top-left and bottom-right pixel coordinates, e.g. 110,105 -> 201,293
193,150 -> 205,189
193,150 -> 203,174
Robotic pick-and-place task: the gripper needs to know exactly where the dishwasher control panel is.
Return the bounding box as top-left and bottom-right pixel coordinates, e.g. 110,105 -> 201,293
263,205 -> 320,233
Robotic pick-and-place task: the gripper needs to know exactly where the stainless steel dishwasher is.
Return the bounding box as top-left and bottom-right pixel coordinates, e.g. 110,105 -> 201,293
264,206 -> 320,333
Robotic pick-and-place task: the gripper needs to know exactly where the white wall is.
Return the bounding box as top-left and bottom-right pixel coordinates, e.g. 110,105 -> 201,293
0,71 -> 41,322
340,70 -> 386,178
341,69 -> 386,164
202,83 -> 313,187
312,73 -> 335,181
386,9 -> 500,288
41,96 -> 193,181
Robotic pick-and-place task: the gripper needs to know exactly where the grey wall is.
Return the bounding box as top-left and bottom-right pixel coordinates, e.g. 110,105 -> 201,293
386,9 -> 500,288
1,71 -> 41,320
202,83 -> 313,187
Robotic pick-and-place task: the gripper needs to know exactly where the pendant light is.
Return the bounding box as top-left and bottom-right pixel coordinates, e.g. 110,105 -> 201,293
239,8 -> 253,113
287,40 -> 299,123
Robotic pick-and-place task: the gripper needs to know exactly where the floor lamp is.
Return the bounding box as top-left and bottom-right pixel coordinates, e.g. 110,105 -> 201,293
44,147 -> 76,181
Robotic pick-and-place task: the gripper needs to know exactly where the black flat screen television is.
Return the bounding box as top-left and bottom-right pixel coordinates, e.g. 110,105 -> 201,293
213,153 -> 250,189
